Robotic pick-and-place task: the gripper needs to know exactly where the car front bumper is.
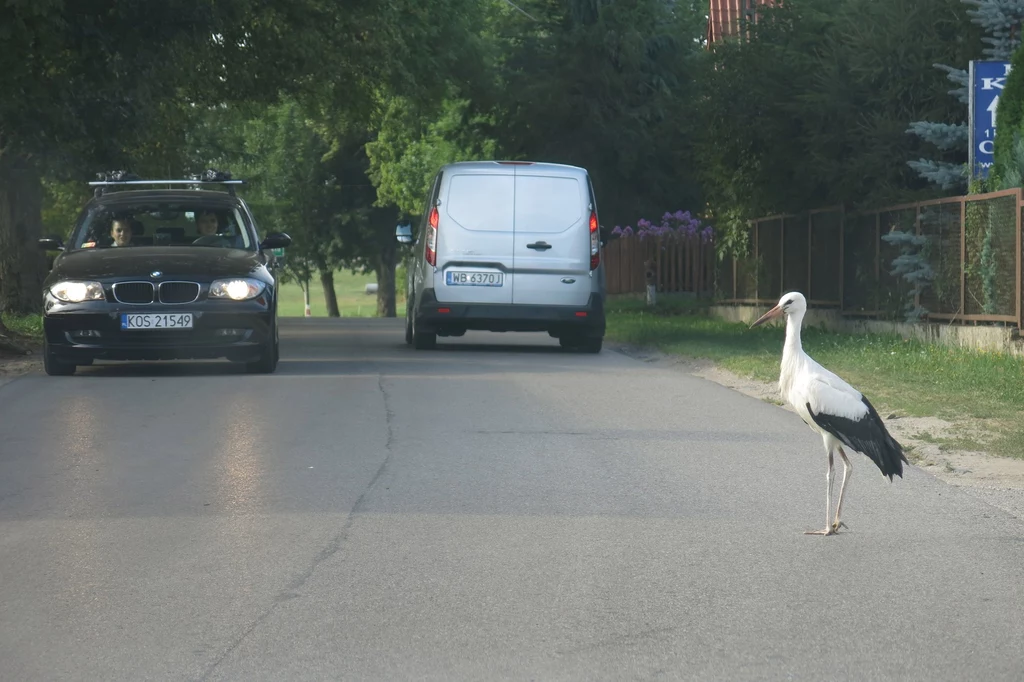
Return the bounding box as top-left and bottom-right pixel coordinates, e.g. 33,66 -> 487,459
43,298 -> 274,362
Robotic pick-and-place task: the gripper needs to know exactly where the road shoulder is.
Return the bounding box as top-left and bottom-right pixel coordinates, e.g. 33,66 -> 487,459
610,342 -> 1024,517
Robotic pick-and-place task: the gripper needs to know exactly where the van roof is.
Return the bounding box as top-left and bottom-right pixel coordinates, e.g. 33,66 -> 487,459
439,160 -> 588,175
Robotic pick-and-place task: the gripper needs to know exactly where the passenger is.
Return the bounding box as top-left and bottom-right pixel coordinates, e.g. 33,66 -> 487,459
110,218 -> 133,247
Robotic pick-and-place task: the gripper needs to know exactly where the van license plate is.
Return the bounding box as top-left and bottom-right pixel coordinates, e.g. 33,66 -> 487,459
446,271 -> 503,287
121,313 -> 194,330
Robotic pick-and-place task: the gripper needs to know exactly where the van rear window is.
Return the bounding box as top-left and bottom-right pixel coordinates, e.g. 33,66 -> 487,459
514,176 -> 583,233
446,174 -> 514,232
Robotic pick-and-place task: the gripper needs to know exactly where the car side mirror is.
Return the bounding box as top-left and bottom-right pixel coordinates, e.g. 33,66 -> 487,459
396,223 -> 414,245
39,237 -> 64,251
260,232 -> 292,250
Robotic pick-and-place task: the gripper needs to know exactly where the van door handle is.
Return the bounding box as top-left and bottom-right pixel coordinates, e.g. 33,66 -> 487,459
526,241 -> 552,251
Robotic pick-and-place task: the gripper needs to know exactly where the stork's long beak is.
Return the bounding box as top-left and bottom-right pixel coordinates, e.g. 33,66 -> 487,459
749,305 -> 782,329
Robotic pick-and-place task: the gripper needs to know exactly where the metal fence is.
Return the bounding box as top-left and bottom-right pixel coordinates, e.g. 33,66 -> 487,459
715,189 -> 1024,327
603,234 -> 716,296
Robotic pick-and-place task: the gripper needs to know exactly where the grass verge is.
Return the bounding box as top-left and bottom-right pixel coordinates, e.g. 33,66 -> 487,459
1,314 -> 44,347
605,294 -> 1024,459
277,269 -> 406,318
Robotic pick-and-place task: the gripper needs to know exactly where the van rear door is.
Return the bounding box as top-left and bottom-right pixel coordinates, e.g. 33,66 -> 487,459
511,171 -> 592,306
434,170 -> 514,305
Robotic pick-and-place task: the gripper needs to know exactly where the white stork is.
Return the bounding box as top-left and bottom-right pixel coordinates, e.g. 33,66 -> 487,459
750,292 -> 908,536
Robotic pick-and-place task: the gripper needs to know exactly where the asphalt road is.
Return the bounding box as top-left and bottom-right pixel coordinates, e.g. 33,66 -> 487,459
1,318 -> 1023,681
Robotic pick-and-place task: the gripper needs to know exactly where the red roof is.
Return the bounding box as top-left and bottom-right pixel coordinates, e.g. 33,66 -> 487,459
707,0 -> 774,46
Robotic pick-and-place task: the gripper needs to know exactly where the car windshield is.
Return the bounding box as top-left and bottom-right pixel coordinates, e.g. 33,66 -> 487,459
69,201 -> 255,251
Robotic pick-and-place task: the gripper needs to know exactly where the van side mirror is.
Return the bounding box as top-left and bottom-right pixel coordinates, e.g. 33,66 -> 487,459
39,237 -> 64,251
396,223 -> 414,245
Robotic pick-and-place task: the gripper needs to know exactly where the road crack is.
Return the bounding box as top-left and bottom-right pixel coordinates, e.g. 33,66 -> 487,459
198,373 -> 396,680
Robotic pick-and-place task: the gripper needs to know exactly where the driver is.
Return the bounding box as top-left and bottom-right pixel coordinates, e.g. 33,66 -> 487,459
196,210 -> 222,236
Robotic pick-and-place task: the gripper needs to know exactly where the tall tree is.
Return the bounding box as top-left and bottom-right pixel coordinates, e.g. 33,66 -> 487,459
493,0 -> 707,229
2,0 -> 492,318
696,0 -> 982,256
239,100 -> 348,316
0,0 -> 344,316
906,0 -> 1024,191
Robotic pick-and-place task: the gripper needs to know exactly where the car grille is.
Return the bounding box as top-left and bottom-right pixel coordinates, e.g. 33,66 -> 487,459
158,282 -> 200,304
112,282 -> 154,304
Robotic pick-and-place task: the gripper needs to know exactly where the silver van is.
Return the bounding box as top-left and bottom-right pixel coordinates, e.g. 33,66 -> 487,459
396,160 -> 606,352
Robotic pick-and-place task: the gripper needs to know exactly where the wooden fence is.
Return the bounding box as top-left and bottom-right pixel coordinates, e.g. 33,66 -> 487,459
602,234 -> 716,296
716,188 -> 1024,328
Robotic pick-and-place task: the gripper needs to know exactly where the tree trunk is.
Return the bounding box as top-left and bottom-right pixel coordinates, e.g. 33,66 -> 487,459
0,159 -> 48,316
375,242 -> 397,318
320,270 -> 340,317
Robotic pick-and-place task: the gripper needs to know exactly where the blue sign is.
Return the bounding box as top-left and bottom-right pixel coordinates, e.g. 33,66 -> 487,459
970,60 -> 1012,179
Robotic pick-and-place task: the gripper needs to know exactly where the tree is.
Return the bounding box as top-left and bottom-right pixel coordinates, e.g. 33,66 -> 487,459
493,0 -> 707,228
696,0 -> 840,251
906,0 -> 1024,191
991,39 -> 1024,185
329,128 -> 406,318
367,96 -> 498,219
2,0 -> 492,318
807,0 -> 982,208
238,100 -> 349,316
696,0 -> 983,253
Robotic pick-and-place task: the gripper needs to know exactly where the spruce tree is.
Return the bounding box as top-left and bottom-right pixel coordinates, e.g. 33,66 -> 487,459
906,0 -> 1024,191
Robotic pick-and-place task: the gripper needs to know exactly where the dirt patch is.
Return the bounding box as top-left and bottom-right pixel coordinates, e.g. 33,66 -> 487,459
612,342 -> 1024,494
0,347 -> 42,386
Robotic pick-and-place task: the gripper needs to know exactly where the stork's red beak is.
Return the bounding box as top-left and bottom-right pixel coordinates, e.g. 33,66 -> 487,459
749,305 -> 782,329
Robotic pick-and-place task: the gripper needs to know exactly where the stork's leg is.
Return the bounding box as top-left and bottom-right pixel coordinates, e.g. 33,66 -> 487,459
805,449 -> 836,536
832,447 -> 852,532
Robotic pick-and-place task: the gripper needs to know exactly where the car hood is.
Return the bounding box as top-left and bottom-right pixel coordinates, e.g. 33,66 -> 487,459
50,246 -> 263,282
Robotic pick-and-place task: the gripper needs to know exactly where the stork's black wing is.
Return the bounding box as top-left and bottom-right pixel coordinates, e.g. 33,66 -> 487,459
806,396 -> 908,481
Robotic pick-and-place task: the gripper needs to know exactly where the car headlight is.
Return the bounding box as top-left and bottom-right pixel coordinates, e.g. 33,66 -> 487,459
209,278 -> 266,301
49,281 -> 105,303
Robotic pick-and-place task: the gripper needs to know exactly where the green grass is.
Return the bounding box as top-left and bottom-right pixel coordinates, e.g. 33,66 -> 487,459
277,269 -> 406,318
606,294 -> 1024,459
1,313 -> 43,345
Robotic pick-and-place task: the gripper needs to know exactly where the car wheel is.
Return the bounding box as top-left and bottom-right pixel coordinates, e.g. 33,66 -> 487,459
43,340 -> 76,376
246,325 -> 279,373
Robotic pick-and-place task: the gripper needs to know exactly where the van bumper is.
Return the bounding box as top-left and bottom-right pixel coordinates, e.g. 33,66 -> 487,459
414,289 -> 605,336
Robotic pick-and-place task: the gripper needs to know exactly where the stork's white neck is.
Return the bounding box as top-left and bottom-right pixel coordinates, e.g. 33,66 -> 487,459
778,310 -> 807,398
782,310 -> 805,359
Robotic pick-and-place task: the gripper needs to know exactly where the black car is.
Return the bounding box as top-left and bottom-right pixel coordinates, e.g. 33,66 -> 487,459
37,173 -> 291,376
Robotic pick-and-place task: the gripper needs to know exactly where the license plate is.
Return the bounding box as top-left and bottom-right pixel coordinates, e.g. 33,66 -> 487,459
120,313 -> 194,330
445,271 -> 503,287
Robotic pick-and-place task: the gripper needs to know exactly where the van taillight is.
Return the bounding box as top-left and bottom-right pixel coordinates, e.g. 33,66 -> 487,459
426,206 -> 439,266
589,210 -> 599,270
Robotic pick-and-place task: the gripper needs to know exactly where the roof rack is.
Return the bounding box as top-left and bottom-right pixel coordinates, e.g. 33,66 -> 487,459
89,169 -> 246,197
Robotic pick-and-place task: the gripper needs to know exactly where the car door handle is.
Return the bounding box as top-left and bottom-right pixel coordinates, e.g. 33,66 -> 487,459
526,241 -> 552,251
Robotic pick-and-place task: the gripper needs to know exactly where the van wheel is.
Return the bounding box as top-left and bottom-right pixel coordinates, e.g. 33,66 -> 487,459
412,315 -> 436,350
559,335 -> 602,354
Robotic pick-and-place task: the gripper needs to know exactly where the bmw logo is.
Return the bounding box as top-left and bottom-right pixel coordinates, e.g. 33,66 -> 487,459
150,271 -> 162,278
